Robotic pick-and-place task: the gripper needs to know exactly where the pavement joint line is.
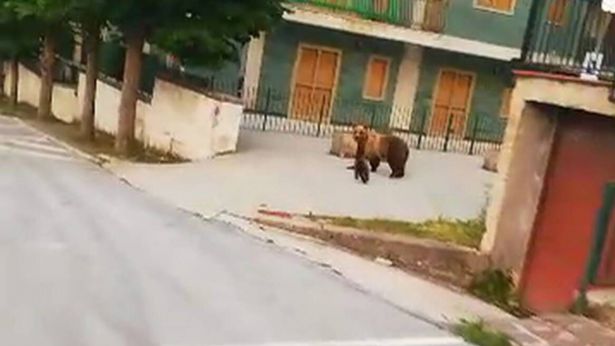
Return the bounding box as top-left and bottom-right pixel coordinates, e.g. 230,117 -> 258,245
3,138 -> 68,154
0,145 -> 75,162
11,117 -> 102,165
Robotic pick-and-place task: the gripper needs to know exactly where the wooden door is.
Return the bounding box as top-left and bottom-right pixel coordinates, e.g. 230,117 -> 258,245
373,0 -> 389,14
430,69 -> 474,136
291,46 -> 341,122
423,0 -> 446,32
521,111 -> 615,312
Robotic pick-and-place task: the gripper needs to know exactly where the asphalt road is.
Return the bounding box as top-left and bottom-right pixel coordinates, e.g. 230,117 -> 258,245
0,116 -> 467,346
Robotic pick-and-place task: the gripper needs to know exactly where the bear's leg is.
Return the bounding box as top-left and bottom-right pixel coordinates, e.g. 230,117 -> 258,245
369,156 -> 381,172
389,168 -> 405,178
387,142 -> 409,179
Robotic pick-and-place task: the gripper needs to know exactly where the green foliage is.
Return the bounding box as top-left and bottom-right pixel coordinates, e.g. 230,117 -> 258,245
6,0 -> 71,27
323,216 -> 487,249
454,320 -> 512,346
0,1 -> 40,59
469,269 -> 529,316
107,0 -> 285,66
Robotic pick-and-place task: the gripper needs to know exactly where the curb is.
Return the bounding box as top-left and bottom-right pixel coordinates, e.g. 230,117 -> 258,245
252,211 -> 491,288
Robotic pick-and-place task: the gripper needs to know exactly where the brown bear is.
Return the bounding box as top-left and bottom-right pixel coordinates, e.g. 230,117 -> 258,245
353,128 -> 370,184
352,124 -> 409,178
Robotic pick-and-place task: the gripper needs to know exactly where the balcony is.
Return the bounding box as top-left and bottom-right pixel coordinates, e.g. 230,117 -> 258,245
521,0 -> 615,80
287,0 -> 448,33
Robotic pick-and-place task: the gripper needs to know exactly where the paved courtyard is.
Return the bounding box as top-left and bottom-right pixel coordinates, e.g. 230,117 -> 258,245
110,130 -> 495,221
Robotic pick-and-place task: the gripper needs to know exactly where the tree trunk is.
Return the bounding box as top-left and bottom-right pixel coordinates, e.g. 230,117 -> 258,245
115,28 -> 145,155
38,32 -> 56,120
80,24 -> 101,141
9,58 -> 18,107
0,60 -> 5,97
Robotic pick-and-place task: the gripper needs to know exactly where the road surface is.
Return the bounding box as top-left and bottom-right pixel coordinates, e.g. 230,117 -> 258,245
0,116 -> 467,346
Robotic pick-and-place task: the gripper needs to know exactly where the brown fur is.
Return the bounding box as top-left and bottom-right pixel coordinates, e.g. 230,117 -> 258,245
352,124 -> 409,178
354,128 -> 370,184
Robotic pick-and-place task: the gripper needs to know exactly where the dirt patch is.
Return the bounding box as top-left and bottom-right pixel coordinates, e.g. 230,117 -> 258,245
1,99 -> 186,164
587,305 -> 615,331
255,212 -> 490,288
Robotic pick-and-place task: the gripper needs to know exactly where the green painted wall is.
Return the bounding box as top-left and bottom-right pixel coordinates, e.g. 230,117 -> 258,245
444,0 -> 532,48
258,22 -> 404,127
412,48 -> 511,140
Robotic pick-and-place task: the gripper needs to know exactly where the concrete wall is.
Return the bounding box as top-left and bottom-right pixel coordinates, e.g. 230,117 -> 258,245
445,0 -> 532,48
512,73 -> 615,117
390,44 -> 423,129
258,22 -> 404,127
483,72 -> 615,275
146,78 -> 241,158
283,5 -> 521,61
5,64 -> 80,124
7,64 -> 242,161
482,103 -> 557,275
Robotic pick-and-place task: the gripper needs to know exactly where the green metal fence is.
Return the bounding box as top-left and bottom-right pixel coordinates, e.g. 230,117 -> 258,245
522,0 -> 615,78
288,0 -> 448,32
241,85 -> 506,155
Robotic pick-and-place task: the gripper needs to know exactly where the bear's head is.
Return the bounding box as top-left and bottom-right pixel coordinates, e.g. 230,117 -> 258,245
352,124 -> 370,143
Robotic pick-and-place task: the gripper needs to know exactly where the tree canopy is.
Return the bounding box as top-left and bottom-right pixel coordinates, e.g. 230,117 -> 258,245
0,1 -> 39,60
111,0 -> 285,65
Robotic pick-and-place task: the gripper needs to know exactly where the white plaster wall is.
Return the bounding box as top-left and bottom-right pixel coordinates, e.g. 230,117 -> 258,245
212,101 -> 242,155
243,33 -> 266,97
52,84 -> 78,124
17,65 -> 40,107
390,44 -> 423,129
147,78 -> 242,159
9,65 -> 78,123
12,65 -> 242,161
78,74 -> 148,140
147,78 -> 216,158
3,63 -> 9,96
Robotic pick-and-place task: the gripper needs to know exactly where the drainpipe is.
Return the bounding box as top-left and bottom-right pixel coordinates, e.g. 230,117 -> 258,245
573,183 -> 615,313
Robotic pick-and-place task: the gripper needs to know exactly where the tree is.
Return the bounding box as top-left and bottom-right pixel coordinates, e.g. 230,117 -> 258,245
69,0 -> 111,140
8,0 -> 71,120
0,2 -> 39,107
109,0 -> 285,155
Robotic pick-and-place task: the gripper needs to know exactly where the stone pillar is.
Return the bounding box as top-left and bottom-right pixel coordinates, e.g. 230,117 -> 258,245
389,44 -> 423,130
242,33 -> 267,101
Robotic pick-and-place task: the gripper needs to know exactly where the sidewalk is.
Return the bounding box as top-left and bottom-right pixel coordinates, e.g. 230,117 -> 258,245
107,130 -> 493,221
214,214 -> 615,346
214,212 -> 513,326
489,314 -> 615,345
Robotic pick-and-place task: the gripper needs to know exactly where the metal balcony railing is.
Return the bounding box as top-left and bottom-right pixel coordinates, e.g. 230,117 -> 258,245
288,0 -> 448,32
521,0 -> 615,80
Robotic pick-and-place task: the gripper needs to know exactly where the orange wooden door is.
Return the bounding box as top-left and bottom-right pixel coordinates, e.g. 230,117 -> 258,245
291,46 -> 340,122
430,69 -> 474,136
373,0 -> 390,14
423,0 -> 446,32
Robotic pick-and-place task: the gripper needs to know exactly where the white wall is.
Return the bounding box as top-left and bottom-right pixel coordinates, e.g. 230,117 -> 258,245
9,64 -> 243,161
390,44 -> 423,129
4,64 -> 79,124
